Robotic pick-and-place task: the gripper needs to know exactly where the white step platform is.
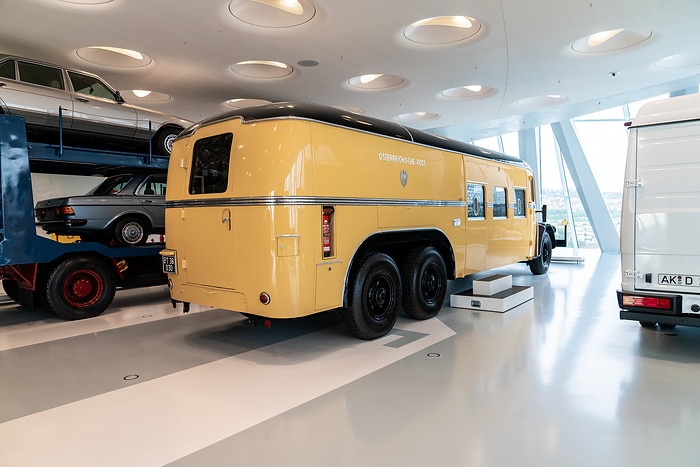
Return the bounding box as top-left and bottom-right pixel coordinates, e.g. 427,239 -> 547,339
450,274 -> 534,313
552,248 -> 585,264
473,274 -> 511,296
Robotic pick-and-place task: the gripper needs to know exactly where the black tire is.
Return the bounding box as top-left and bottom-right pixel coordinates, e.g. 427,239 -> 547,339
402,246 -> 447,320
113,216 -> 149,246
639,321 -> 657,329
44,257 -> 116,320
529,231 -> 552,275
658,323 -> 677,331
342,252 -> 401,340
2,279 -> 20,303
154,126 -> 181,156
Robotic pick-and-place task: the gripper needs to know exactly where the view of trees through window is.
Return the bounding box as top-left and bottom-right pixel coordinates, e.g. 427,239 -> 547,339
472,93 -> 683,250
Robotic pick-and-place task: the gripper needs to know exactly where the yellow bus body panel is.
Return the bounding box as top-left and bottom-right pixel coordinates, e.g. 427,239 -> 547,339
165,115 -> 537,319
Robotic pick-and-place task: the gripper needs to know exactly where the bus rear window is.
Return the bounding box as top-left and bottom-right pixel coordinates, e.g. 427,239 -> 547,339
189,133 -> 233,195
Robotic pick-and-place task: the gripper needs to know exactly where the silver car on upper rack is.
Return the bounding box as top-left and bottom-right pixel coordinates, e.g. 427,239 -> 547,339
0,55 -> 192,155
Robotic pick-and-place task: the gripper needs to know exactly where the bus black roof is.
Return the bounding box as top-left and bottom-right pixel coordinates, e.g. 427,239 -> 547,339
187,102 -> 525,165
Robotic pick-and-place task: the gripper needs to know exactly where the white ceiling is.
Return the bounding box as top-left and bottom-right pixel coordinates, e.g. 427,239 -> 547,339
2,0 -> 700,140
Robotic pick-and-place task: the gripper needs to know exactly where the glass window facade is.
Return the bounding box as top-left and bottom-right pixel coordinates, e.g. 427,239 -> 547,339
471,90 -> 696,251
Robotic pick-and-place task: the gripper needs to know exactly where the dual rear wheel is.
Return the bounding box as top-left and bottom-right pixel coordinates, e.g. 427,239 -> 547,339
342,246 -> 447,340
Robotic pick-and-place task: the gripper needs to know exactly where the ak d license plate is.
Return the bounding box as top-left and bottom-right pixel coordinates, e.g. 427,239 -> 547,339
658,274 -> 700,286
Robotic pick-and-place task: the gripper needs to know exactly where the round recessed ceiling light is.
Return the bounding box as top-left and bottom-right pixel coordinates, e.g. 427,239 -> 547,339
229,0 -> 316,28
655,52 -> 700,69
396,112 -> 439,122
225,98 -> 272,108
403,15 -> 482,45
348,73 -> 406,91
441,84 -> 494,99
121,90 -> 172,103
515,95 -> 567,107
571,28 -> 651,53
76,46 -> 152,68
232,60 -> 294,79
59,0 -> 113,3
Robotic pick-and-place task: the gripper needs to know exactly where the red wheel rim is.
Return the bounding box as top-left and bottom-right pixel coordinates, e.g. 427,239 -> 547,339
62,269 -> 104,308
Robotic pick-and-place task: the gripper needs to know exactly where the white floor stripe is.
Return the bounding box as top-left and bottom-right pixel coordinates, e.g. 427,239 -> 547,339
0,317 -> 455,466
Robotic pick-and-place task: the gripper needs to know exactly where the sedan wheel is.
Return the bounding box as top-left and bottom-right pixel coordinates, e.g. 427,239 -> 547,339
155,127 -> 181,156
114,217 -> 149,246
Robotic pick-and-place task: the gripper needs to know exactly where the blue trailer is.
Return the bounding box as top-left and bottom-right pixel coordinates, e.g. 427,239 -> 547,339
0,114 -> 169,319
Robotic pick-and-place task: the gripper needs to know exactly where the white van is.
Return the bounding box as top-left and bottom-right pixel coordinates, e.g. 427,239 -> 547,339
618,93 -> 700,329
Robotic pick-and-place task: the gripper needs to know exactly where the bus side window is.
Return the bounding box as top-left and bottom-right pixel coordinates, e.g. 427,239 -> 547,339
493,186 -> 507,219
467,183 -> 485,219
514,188 -> 526,218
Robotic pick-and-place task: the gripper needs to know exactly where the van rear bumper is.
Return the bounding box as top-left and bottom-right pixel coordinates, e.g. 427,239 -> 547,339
616,289 -> 700,326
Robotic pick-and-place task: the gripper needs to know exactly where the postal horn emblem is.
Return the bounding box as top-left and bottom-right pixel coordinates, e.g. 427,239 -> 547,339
400,170 -> 408,187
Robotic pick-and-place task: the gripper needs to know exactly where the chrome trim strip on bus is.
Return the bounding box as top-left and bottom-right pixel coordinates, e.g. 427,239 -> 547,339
166,196 -> 466,208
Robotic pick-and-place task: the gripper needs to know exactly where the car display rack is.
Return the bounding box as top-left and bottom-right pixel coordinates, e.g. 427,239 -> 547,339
0,114 -> 168,319
26,121 -> 170,176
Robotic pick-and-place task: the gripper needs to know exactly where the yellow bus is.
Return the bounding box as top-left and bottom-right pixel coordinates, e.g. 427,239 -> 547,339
160,103 -> 556,339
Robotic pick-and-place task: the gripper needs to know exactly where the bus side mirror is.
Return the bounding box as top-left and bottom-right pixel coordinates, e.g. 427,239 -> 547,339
537,204 -> 547,223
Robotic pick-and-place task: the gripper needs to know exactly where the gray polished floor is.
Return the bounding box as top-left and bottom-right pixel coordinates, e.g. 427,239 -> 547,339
2,251 -> 699,466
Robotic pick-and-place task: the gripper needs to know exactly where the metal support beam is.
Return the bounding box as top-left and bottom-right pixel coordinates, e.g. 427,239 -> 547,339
555,147 -> 579,249
518,128 -> 540,207
551,120 -> 620,253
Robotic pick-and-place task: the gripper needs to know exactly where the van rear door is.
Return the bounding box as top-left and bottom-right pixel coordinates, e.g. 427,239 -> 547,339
633,120 -> 700,294
180,130 -> 238,289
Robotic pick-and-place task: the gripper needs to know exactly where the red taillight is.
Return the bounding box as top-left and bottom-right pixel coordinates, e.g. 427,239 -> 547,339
57,206 -> 75,216
35,208 -> 46,218
322,206 -> 334,258
622,295 -> 672,310
259,292 -> 271,305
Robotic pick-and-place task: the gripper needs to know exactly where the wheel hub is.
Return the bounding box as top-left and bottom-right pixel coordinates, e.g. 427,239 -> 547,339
367,275 -> 393,319
71,278 -> 93,298
122,223 -> 144,243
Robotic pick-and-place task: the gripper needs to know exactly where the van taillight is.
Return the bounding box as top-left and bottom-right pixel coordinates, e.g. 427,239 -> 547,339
622,295 -> 672,310
322,206 -> 334,258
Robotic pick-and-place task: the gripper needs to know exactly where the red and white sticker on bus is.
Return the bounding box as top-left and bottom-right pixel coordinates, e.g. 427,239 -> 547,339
658,274 -> 700,286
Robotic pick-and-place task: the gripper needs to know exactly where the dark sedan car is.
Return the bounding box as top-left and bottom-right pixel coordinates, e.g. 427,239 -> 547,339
35,172 -> 166,246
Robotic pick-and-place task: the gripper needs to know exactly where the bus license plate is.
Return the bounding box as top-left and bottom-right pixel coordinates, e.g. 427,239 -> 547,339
162,253 -> 177,274
658,274 -> 700,286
